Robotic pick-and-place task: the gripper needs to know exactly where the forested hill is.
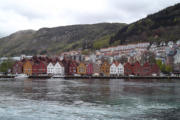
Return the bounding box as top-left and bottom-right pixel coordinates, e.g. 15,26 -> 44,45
110,3 -> 180,45
0,23 -> 126,57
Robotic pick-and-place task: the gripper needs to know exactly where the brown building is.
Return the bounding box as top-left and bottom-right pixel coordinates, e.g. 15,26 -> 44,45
77,62 -> 86,75
100,61 -> 110,76
23,60 -> 33,75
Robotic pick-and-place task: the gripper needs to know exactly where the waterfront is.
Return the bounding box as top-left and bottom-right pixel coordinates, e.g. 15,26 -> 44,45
0,78 -> 180,120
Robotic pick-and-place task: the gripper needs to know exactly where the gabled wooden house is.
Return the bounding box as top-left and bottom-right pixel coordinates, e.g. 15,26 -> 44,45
151,63 -> 160,76
69,60 -> 78,75
77,62 -> 86,75
23,60 -> 33,75
86,63 -> 93,76
100,61 -> 110,76
32,61 -> 47,75
124,62 -> 133,76
93,63 -> 100,76
12,61 -> 23,74
141,62 -> 151,76
132,61 -> 142,76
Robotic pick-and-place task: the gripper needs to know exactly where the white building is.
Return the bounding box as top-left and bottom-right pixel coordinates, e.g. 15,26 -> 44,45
110,62 -> 124,76
54,62 -> 64,75
47,63 -> 54,74
47,62 -> 64,75
174,49 -> 180,64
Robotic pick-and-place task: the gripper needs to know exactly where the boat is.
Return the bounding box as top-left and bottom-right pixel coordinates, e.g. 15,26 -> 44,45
15,74 -> 28,79
52,74 -> 65,78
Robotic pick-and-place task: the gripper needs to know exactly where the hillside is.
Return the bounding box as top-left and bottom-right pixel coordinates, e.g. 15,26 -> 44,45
0,23 -> 126,57
110,3 -> 180,45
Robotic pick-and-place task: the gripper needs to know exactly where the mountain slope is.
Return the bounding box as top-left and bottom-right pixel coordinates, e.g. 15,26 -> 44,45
110,3 -> 180,45
0,23 -> 126,56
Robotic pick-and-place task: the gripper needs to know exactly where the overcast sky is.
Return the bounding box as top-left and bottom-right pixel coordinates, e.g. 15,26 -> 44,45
0,0 -> 179,35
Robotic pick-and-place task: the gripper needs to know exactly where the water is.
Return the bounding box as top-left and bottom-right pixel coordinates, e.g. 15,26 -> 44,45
0,78 -> 180,120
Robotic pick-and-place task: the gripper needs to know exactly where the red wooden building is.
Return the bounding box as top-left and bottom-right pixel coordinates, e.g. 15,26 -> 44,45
32,61 -> 47,75
68,60 -> 78,75
86,63 -> 93,76
141,62 -> 151,76
12,61 -> 23,74
151,63 -> 160,76
132,61 -> 142,76
124,62 -> 133,76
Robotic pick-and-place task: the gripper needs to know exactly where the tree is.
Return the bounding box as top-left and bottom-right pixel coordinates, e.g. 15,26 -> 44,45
0,59 -> 15,74
165,65 -> 172,73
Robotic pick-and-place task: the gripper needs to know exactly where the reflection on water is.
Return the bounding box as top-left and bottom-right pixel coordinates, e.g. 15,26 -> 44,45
0,78 -> 180,120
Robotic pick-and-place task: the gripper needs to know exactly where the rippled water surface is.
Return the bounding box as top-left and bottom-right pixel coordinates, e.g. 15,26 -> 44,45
0,78 -> 180,120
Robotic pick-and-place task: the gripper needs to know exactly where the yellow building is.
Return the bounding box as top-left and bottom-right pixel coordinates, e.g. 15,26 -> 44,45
23,60 -> 33,75
100,61 -> 110,76
77,62 -> 86,75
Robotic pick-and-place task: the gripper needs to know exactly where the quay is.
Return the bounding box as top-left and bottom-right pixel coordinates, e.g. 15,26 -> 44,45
0,75 -> 15,78
64,76 -> 180,79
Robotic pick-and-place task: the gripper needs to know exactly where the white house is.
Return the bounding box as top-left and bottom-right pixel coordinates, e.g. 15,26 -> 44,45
47,62 -> 64,75
54,62 -> 64,75
110,63 -> 117,75
110,62 -> 124,76
174,49 -> 180,64
47,62 -> 54,74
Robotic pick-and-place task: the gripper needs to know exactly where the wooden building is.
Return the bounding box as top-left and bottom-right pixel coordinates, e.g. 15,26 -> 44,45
124,62 -> 133,76
77,62 -> 86,75
12,61 -> 23,74
23,60 -> 33,75
100,61 -> 110,76
69,60 -> 78,75
86,63 -> 93,76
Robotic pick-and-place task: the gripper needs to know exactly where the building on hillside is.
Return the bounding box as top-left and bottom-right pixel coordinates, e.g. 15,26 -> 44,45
77,62 -> 86,75
12,61 -> 23,74
100,61 -> 110,76
23,60 -> 33,75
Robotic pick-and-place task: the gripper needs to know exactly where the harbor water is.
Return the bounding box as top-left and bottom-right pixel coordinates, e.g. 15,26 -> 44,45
0,78 -> 180,120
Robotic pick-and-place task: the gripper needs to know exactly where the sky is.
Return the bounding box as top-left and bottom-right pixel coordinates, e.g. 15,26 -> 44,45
0,0 -> 179,36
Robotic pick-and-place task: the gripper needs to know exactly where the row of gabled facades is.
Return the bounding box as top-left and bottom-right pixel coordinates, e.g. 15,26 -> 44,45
12,56 -> 160,76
